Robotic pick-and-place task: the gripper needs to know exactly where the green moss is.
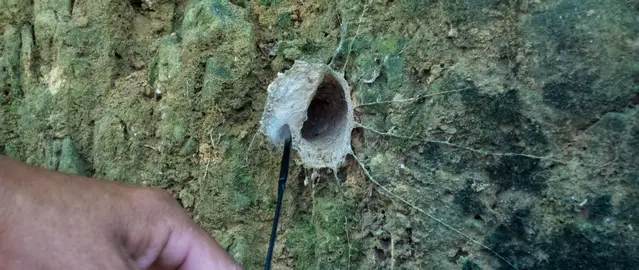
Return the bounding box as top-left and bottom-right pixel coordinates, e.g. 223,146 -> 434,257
462,259 -> 482,270
183,0 -> 246,31
442,0 -> 506,23
43,139 -> 62,170
14,87 -> 53,162
345,34 -> 373,53
287,216 -> 316,269
282,47 -> 302,60
286,196 -> 362,268
382,54 -> 405,89
62,28 -> 106,55
58,136 -> 88,176
374,36 -> 407,56
486,156 -> 546,194
178,189 -> 195,208
171,125 -> 187,144
228,228 -> 263,267
179,0 -> 255,116
454,179 -> 484,215
350,36 -> 408,109
92,115 -> 128,179
368,152 -> 398,186
209,0 -> 234,23
231,169 -> 255,212
4,139 -> 21,159
156,34 -> 182,85
257,0 -> 281,8
147,55 -> 158,86
587,195 -> 612,222
276,12 -> 293,29
1,26 -> 22,101
484,210 -> 535,269
156,106 -> 189,149
208,60 -> 232,79
195,140 -> 263,224
276,38 -> 323,61
19,25 -> 35,85
202,58 -> 233,106
178,137 -> 198,156
0,0 -> 32,28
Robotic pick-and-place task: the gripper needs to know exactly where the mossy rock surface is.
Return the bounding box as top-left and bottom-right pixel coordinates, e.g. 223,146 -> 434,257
1,0 -> 638,269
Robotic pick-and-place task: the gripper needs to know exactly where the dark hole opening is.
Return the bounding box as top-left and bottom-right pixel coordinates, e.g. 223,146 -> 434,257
301,74 -> 348,141
129,0 -> 143,8
128,0 -> 144,12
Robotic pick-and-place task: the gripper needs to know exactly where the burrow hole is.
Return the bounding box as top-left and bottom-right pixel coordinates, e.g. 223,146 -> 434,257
301,74 -> 348,142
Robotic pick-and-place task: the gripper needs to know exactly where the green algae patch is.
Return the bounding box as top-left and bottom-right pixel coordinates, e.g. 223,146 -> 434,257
1,26 -> 21,101
3,139 -> 21,159
351,36 -> 407,106
192,139 -> 278,268
0,0 -> 32,30
194,140 -> 269,224
275,12 -> 293,29
228,229 -> 258,265
257,0 -> 282,8
58,136 -> 88,176
12,87 -> 54,162
286,195 -> 362,269
286,216 -> 316,269
202,58 -> 233,107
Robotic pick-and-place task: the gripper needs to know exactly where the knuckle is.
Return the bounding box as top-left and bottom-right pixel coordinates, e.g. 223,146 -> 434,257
126,186 -> 193,229
130,186 -> 179,211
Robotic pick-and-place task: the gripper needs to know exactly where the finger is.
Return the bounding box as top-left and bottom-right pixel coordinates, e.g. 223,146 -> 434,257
122,187 -> 241,270
179,227 -> 242,270
152,221 -> 241,270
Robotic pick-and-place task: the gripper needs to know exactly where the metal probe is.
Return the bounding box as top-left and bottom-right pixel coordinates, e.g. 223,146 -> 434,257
264,125 -> 291,270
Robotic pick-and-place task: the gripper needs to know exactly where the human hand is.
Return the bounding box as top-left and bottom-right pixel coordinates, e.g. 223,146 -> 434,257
0,155 -> 241,270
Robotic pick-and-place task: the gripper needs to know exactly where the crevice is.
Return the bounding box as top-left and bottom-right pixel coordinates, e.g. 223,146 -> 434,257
128,0 -> 143,13
26,23 -> 39,81
630,92 -> 639,105
68,0 -> 75,16
171,1 -> 186,33
119,119 -> 129,141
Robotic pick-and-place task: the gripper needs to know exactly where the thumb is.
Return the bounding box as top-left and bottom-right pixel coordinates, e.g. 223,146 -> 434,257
122,188 -> 241,270
150,221 -> 242,270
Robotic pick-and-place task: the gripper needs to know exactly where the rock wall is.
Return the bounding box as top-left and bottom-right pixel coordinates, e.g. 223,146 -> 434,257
1,0 -> 638,269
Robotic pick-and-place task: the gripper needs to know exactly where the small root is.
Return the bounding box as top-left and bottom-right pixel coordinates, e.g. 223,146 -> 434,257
329,14 -> 348,68
311,170 -> 317,228
345,215 -> 352,270
360,60 -> 382,84
245,128 -> 261,163
333,171 -> 353,270
342,0 -> 372,72
351,154 -> 519,270
199,160 -> 210,202
390,234 -> 396,270
354,87 -> 476,108
208,128 -> 223,147
143,144 -> 160,153
356,124 -> 566,164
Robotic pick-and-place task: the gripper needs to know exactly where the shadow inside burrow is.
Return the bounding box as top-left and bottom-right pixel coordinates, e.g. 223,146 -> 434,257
300,74 -> 349,143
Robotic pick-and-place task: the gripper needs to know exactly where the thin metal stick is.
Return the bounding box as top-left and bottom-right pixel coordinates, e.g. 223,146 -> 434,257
264,128 -> 292,270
